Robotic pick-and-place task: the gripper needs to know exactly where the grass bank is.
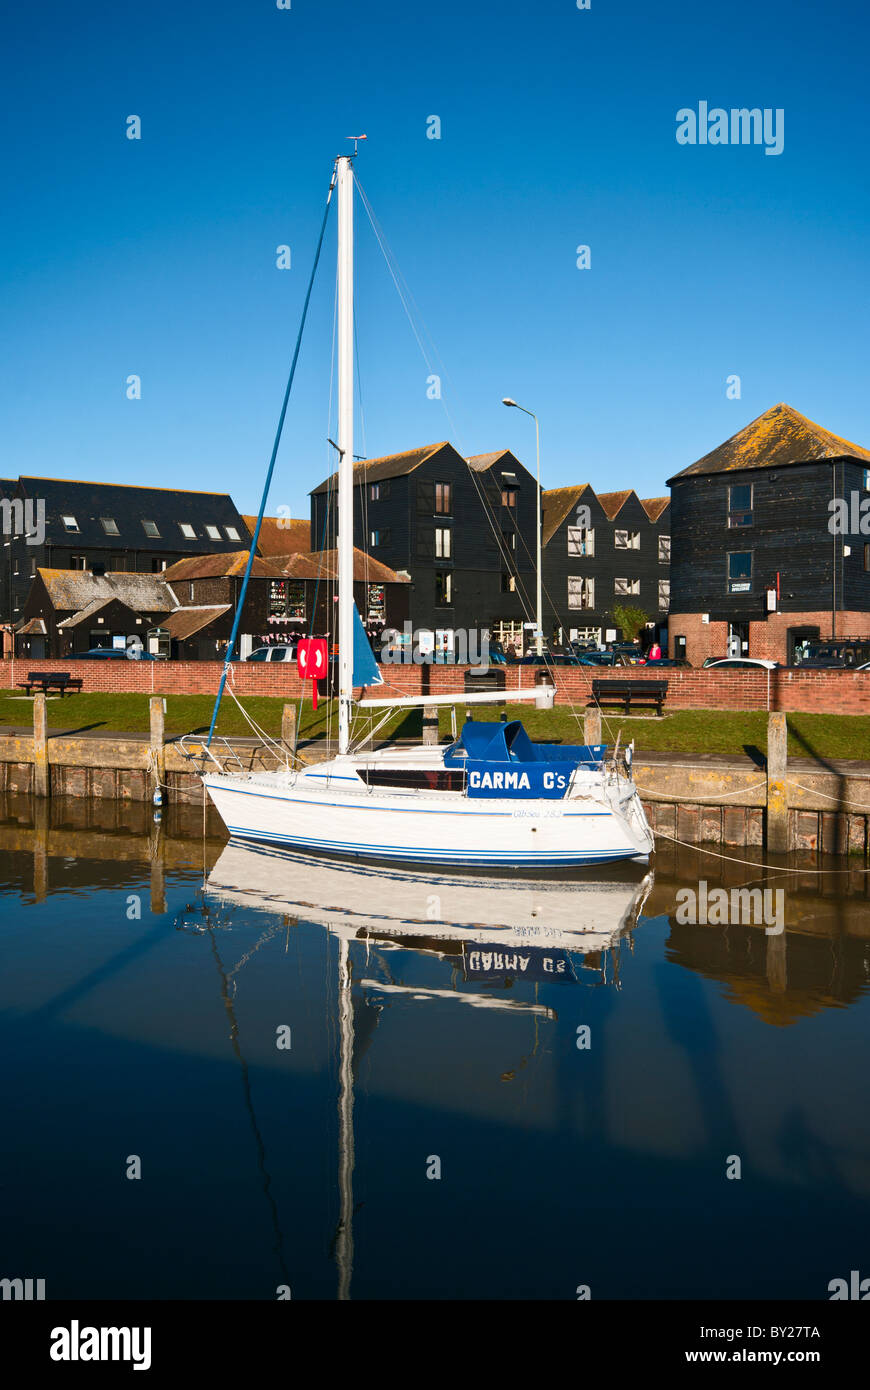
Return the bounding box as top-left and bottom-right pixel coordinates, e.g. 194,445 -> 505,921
0,690 -> 867,761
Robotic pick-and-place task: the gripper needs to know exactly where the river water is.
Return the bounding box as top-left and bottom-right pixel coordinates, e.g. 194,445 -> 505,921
1,794 -> 868,1300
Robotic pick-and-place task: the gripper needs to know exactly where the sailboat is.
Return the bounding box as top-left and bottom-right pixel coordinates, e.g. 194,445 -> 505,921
189,151 -> 655,869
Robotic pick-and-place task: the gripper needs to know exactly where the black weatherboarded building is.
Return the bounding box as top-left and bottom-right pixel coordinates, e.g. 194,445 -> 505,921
311,443 -> 539,650
666,403 -> 870,666
1,476 -> 250,654
541,485 -> 671,645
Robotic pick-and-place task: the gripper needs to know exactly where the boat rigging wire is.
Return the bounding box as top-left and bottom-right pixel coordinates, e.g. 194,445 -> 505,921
206,162 -> 338,747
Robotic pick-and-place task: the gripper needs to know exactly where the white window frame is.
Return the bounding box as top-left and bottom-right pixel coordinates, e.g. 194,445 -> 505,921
179,522 -> 196,539
567,576 -> 595,610
614,530 -> 640,550
658,535 -> 670,563
614,577 -> 640,596
61,515 -> 79,532
567,525 -> 594,557
204,524 -> 221,540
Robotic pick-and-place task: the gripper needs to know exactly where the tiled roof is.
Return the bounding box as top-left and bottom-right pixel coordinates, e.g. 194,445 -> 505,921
311,443 -> 450,495
16,477 -> 250,552
541,486 -> 590,546
37,568 -> 176,612
242,516 -> 311,556
274,547 -> 409,583
164,605 -> 232,640
668,403 -> 870,482
596,490 -> 634,520
640,496 -> 670,521
16,617 -> 47,635
466,450 -> 523,474
161,551 -> 286,581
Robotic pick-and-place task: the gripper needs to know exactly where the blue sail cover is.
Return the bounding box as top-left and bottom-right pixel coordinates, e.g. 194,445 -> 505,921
352,603 -> 383,687
443,719 -> 605,800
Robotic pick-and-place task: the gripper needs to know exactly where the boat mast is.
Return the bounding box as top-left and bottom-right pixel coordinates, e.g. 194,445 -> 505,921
336,154 -> 354,757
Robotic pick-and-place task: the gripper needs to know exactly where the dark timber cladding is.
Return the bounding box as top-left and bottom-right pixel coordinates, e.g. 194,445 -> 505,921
541,484 -> 671,641
310,443 -> 539,634
0,475 -> 251,649
666,403 -> 870,664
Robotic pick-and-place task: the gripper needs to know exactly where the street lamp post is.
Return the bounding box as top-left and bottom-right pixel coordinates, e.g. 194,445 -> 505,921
502,398 -> 543,656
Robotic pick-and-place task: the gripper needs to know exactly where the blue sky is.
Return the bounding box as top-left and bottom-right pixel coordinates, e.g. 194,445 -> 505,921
2,0 -> 868,517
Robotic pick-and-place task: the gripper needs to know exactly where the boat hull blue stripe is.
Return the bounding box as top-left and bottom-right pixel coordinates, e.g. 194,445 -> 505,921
224,824 -> 640,866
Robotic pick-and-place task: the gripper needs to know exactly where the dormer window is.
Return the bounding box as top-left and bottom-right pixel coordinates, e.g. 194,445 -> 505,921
100,517 -> 119,535
179,523 -> 196,539
61,515 -> 79,532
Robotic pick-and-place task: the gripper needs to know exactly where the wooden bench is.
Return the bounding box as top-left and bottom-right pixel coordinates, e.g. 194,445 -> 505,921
591,678 -> 668,716
16,671 -> 84,696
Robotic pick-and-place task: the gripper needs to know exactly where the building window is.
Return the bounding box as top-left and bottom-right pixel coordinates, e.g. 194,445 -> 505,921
110,554 -> 129,572
100,517 -> 119,535
188,582 -> 195,601
501,527 -> 516,552
658,578 -> 670,608
864,469 -> 869,491
61,515 -> 79,532
369,528 -> 390,548
568,576 -> 594,609
71,555 -> 87,570
367,582 -> 386,621
614,530 -> 640,550
268,579 -> 288,618
30,558 -> 36,576
614,577 -> 640,596
567,525 -> 594,557
501,572 -> 516,592
864,543 -> 869,572
225,525 -> 241,541
728,484 -> 753,527
435,570 -> 453,605
151,558 -> 167,573
205,524 -> 221,540
435,482 -> 452,515
179,523 -> 196,539
727,551 -> 752,592
435,527 -> 451,559
142,520 -> 160,537
369,480 -> 390,501
501,487 -> 517,508
658,534 -> 671,563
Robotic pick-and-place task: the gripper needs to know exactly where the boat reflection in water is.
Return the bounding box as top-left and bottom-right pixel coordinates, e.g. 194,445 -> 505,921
205,840 -> 653,1297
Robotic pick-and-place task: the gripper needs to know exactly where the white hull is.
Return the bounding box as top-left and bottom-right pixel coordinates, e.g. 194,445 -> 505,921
201,748 -> 654,869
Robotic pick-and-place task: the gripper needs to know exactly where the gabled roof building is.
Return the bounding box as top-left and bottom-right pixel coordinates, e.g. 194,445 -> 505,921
666,403 -> 870,665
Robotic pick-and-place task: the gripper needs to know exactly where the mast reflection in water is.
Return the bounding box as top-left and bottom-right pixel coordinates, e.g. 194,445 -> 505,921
1,794 -> 869,1301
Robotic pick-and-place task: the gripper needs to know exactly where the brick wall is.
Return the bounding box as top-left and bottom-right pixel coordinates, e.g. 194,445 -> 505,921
1,656 -> 869,714
669,610 -> 870,666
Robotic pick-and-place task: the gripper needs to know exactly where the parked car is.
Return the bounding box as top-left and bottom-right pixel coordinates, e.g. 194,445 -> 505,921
245,644 -> 298,663
705,658 -> 779,670
793,641 -> 870,669
77,646 -> 158,660
643,657 -> 693,669
576,651 -> 632,667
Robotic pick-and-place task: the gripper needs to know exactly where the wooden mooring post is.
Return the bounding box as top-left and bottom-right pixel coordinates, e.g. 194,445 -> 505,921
766,711 -> 789,853
33,692 -> 49,798
422,704 -> 439,747
584,707 -> 601,746
282,702 -> 298,757
150,697 -> 165,802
